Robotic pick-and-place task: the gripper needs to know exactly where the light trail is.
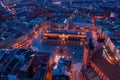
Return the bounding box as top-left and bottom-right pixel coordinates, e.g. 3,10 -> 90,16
53,55 -> 60,69
0,1 -> 16,15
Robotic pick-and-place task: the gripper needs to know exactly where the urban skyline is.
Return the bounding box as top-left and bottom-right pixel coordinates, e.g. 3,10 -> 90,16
0,0 -> 120,80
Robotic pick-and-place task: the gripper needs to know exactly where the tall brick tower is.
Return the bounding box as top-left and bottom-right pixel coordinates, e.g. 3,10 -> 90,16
82,45 -> 89,68
82,38 -> 95,68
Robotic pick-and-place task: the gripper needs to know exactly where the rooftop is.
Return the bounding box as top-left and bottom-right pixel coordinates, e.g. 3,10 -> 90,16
81,67 -> 101,80
91,53 -> 120,80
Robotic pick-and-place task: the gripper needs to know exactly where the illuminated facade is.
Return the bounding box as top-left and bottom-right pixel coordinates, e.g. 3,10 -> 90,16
82,46 -> 89,68
41,33 -> 86,45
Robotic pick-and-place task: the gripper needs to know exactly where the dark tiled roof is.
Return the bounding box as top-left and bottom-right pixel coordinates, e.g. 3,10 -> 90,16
52,75 -> 70,80
91,53 -> 120,80
81,67 -> 101,80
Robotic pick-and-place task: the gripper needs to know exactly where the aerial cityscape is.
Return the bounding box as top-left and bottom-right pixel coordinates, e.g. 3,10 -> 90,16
0,0 -> 120,80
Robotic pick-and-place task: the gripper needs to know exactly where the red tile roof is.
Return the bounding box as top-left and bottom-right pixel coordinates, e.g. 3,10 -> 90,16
91,53 -> 120,80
